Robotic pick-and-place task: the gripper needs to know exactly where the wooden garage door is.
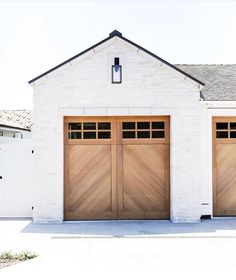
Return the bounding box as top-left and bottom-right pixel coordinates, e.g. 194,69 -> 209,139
213,117 -> 236,216
64,117 -> 117,220
64,116 -> 170,220
116,117 -> 170,219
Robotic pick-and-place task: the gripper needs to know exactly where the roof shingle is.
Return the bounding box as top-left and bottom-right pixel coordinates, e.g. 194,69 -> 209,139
0,110 -> 32,131
176,64 -> 236,101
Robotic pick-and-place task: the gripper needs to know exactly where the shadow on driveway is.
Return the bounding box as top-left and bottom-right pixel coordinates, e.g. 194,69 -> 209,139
19,218 -> 236,237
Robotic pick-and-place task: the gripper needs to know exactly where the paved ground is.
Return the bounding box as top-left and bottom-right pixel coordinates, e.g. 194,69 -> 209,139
1,218 -> 236,279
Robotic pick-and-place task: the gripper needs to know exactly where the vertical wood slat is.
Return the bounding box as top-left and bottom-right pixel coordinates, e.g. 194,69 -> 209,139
111,119 -> 117,216
212,118 -> 217,215
165,145 -> 170,211
64,145 -> 69,215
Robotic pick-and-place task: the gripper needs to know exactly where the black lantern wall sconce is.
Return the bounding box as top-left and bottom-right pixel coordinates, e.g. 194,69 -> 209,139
112,57 -> 122,84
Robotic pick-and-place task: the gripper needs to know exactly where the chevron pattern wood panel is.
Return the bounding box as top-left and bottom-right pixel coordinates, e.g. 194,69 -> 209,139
64,144 -> 116,220
118,144 -> 169,219
214,144 -> 236,216
212,117 -> 236,216
64,116 -> 170,220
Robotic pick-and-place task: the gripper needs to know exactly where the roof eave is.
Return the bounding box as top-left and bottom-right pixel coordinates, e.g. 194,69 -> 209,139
28,34 -> 113,84
0,124 -> 31,132
120,35 -> 205,87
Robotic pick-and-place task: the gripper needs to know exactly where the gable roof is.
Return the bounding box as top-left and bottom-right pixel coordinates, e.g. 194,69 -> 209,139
176,64 -> 236,101
28,30 -> 204,86
0,110 -> 32,131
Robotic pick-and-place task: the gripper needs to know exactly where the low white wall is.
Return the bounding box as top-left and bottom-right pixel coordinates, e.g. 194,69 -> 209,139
0,138 -> 33,217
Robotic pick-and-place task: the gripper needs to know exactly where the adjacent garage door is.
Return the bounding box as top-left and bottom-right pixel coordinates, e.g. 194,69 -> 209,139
64,116 -> 170,220
213,117 -> 236,216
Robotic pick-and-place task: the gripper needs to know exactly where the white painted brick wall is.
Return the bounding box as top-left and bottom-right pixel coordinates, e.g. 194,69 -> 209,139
32,36 -> 207,223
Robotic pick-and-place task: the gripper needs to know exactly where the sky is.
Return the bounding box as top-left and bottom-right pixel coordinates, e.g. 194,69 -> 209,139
0,0 -> 236,109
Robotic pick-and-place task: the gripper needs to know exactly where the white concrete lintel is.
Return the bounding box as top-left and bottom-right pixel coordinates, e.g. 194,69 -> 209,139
202,101 -> 236,108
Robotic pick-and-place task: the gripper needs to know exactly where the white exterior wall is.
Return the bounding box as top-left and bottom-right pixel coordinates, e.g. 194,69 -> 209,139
0,138 -> 33,217
32,36 -> 208,223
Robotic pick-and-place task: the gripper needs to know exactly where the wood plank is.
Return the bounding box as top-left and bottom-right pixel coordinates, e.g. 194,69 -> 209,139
65,212 -> 117,220
118,144 -> 169,219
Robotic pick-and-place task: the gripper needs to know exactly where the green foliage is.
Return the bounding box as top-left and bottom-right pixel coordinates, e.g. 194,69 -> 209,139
15,251 -> 38,261
0,251 -> 14,261
0,250 -> 38,262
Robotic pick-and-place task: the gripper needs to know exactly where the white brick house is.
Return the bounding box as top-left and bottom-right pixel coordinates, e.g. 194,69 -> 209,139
29,30 -> 236,223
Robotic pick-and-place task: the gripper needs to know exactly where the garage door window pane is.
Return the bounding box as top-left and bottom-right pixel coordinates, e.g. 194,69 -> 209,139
123,131 -> 135,138
83,123 -> 96,130
230,131 -> 236,138
98,122 -> 111,130
69,123 -> 81,130
98,132 -> 111,139
122,122 -> 135,130
69,132 -> 81,139
137,131 -> 150,138
216,123 -> 228,130
230,123 -> 236,130
83,132 -> 96,139
152,122 -> 164,129
152,131 -> 165,138
137,122 -> 150,129
216,131 -> 228,138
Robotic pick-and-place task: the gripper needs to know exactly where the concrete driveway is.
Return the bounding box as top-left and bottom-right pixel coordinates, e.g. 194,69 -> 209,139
1,218 -> 236,279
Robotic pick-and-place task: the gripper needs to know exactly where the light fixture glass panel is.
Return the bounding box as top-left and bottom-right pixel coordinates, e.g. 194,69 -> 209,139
112,65 -> 122,83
